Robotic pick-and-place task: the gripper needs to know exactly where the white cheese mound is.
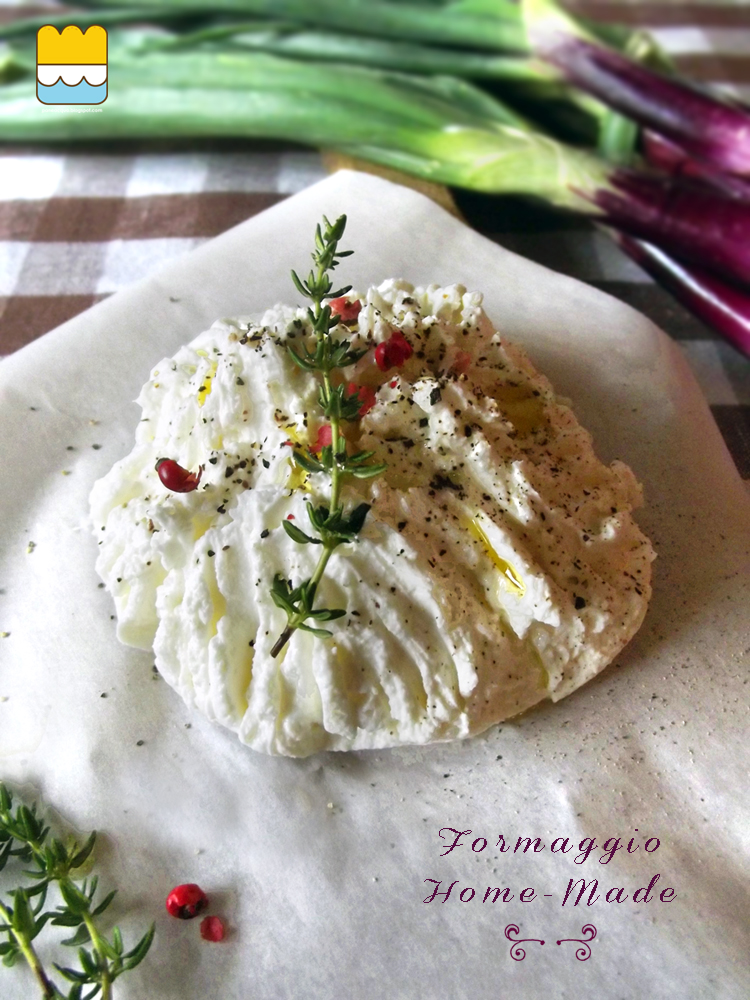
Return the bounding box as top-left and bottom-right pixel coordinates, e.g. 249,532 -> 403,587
90,280 -> 654,756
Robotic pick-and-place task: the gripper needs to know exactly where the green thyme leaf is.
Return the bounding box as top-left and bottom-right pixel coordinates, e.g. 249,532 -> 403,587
2,946 -> 20,968
282,520 -> 322,545
296,623 -> 335,638
91,889 -> 117,918
291,450 -> 324,473
347,503 -> 372,534
121,924 -> 155,972
287,346 -> 317,372
12,889 -> 36,938
69,833 -> 96,871
350,463 -> 388,479
54,963 -> 89,985
306,608 -> 346,622
61,925 -> 92,948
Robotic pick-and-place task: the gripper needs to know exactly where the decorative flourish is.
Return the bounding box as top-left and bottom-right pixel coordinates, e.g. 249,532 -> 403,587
556,923 -> 597,961
0,781 -> 154,999
504,924 -> 545,962
269,214 -> 386,658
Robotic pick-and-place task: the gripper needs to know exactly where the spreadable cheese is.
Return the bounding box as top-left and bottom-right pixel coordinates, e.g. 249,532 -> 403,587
90,280 -> 654,756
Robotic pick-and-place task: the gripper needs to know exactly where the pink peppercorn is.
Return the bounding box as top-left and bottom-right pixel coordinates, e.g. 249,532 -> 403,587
328,297 -> 362,323
166,883 -> 208,920
346,383 -> 377,417
374,331 -> 413,372
200,916 -> 226,942
155,458 -> 202,494
313,424 -> 333,451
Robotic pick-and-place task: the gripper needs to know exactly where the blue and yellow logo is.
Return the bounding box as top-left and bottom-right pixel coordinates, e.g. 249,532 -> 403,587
36,25 -> 107,105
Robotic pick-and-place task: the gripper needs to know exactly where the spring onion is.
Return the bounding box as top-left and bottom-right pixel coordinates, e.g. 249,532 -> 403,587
642,131 -> 750,203
2,44 -> 747,293
614,234 -> 750,357
523,0 -> 750,178
66,0 -> 528,52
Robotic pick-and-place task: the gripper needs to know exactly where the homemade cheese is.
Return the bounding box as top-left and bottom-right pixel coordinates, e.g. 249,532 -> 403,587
90,280 -> 654,756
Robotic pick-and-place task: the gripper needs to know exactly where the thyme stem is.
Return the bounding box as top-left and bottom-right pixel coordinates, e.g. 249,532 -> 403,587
269,215 -> 385,657
0,901 -> 56,999
1,782 -> 154,1000
82,908 -> 113,1000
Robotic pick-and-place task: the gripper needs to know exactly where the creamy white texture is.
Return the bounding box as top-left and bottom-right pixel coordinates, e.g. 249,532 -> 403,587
90,280 -> 654,756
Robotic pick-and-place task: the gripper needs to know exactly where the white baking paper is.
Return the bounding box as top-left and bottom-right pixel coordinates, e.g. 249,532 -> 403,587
0,171 -> 748,1000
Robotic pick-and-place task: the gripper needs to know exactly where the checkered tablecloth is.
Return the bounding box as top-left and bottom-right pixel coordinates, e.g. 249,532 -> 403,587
1,1 -> 748,484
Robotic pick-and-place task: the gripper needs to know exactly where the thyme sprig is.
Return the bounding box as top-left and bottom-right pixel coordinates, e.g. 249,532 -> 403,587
270,215 -> 386,657
0,782 -> 154,1000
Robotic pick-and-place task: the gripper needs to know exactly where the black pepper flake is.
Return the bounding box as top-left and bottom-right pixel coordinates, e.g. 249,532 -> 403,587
419,417 -> 429,427
225,467 -> 235,478
260,528 -> 270,539
574,596 -> 586,610
464,425 -> 473,437
92,444 -> 102,450
236,377 -> 245,385
397,521 -> 407,531
136,740 -> 144,747
262,459 -> 270,469
429,387 -> 441,405
209,456 -> 218,464
429,473 -> 460,492
216,505 -> 226,514
207,550 -> 215,558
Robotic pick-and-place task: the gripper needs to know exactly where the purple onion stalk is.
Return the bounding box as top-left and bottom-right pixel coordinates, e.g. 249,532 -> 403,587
584,169 -> 750,289
524,0 -> 750,178
613,233 -> 750,357
642,130 -> 750,202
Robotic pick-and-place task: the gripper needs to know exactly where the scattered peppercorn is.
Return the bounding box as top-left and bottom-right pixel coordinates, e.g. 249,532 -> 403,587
166,884 -> 209,920
200,915 -> 226,942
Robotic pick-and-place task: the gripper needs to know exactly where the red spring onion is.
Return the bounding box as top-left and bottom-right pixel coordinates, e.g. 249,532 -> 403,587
524,0 -> 750,178
642,131 -> 750,203
587,170 -> 750,290
614,233 -> 750,357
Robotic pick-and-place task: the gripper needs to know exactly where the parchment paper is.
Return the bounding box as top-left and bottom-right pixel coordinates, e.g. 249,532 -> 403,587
0,171 -> 748,1000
